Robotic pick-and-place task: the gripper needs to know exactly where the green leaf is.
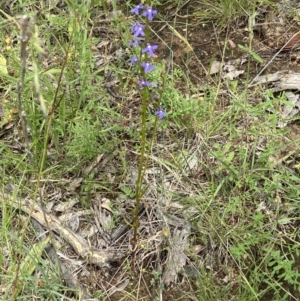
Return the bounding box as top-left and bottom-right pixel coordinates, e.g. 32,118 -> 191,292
7,237 -> 50,299
226,151 -> 235,163
238,44 -> 264,63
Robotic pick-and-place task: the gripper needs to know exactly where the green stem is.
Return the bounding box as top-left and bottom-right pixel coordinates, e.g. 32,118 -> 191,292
132,86 -> 148,246
131,0 -> 154,260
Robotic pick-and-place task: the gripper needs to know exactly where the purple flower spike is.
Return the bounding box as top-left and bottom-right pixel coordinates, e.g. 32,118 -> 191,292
131,22 -> 145,37
143,6 -> 157,21
142,62 -> 155,74
138,80 -> 151,87
142,44 -> 158,57
154,109 -> 166,120
131,4 -> 143,15
130,56 -> 138,64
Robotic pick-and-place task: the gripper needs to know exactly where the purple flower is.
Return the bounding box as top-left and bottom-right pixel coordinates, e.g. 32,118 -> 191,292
138,80 -> 151,87
131,22 -> 145,37
141,62 -> 155,73
153,93 -> 159,100
143,6 -> 157,21
142,44 -> 158,57
131,4 -> 143,15
129,40 -> 140,47
154,109 -> 166,120
130,56 -> 138,64
131,22 -> 142,33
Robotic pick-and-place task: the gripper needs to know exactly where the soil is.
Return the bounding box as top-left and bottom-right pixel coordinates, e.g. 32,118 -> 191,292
155,6 -> 300,83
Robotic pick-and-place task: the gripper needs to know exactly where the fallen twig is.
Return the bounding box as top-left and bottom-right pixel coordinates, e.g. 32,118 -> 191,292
1,192 -> 122,267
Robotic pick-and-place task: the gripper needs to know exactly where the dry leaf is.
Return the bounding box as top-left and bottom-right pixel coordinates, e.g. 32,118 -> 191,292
54,198 -> 78,212
69,177 -> 83,190
228,39 -> 236,48
224,70 -> 244,80
209,61 -> 223,75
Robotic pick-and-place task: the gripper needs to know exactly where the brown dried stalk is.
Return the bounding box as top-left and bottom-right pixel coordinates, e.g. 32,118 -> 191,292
17,15 -> 35,158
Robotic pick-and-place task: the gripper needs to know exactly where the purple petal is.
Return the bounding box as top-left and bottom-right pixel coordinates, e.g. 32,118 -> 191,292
142,7 -> 157,21
131,4 -> 143,15
131,22 -> 145,37
129,40 -> 140,47
142,62 -> 155,74
138,80 -> 151,87
142,44 -> 158,57
130,56 -> 138,64
154,109 -> 166,120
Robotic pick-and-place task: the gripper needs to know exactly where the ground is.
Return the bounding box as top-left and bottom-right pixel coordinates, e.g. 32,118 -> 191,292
1,0 -> 300,301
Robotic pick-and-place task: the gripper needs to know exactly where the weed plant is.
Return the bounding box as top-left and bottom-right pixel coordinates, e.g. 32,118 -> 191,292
1,0 -> 300,300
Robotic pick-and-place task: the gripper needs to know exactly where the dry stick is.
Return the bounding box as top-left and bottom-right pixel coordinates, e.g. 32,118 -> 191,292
0,192 -> 119,266
249,31 -> 300,87
30,219 -> 92,299
18,15 -> 35,158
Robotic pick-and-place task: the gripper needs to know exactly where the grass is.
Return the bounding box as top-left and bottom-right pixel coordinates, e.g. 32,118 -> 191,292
1,0 -> 300,300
